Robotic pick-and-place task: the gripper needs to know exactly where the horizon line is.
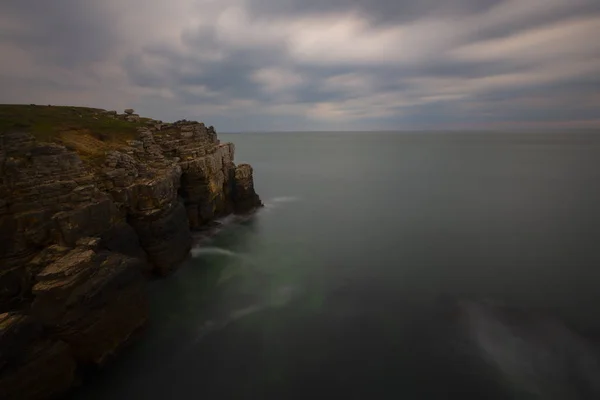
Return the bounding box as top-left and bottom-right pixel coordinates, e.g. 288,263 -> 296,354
221,128 -> 600,134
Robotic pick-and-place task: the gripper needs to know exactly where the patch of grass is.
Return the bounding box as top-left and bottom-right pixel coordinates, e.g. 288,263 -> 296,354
58,130 -> 112,164
0,104 -> 148,144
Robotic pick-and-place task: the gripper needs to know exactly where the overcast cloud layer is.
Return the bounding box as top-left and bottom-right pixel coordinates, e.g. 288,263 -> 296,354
1,0 -> 599,131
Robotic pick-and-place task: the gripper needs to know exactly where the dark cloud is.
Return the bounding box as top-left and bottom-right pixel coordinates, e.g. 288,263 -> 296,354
469,2 -> 600,42
123,53 -> 175,88
123,44 -> 282,105
0,0 -> 118,67
246,0 -> 503,23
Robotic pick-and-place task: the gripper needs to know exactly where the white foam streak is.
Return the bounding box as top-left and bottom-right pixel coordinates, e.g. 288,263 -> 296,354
190,246 -> 239,258
263,195 -> 301,210
272,196 -> 300,203
192,286 -> 297,344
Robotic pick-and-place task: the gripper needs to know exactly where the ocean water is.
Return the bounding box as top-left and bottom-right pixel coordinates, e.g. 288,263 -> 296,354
72,131 -> 600,399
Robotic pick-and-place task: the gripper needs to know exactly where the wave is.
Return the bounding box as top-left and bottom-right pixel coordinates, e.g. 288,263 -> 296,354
263,195 -> 301,210
272,196 -> 300,203
192,304 -> 265,343
190,246 -> 260,270
190,246 -> 240,258
191,286 -> 297,344
215,214 -> 237,225
456,300 -> 600,398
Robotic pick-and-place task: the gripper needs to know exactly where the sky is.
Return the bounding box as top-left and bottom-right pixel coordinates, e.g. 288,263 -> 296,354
0,0 -> 599,131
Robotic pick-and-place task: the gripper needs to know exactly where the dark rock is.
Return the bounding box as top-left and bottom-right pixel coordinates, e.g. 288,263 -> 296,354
129,202 -> 192,275
0,313 -> 42,369
233,164 -> 263,214
31,250 -> 148,365
124,109 -> 134,115
52,196 -> 119,247
0,313 -> 76,400
101,222 -> 151,272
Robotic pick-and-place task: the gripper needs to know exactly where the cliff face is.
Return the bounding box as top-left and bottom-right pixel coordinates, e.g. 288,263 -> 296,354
0,107 -> 262,399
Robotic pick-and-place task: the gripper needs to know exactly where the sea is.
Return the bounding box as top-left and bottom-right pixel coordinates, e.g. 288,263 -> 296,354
71,131 -> 600,399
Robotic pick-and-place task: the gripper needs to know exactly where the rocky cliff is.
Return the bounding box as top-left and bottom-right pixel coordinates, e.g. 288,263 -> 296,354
0,105 -> 262,399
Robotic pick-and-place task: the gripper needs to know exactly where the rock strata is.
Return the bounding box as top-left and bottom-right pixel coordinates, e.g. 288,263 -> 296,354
233,164 -> 263,213
0,108 -> 262,398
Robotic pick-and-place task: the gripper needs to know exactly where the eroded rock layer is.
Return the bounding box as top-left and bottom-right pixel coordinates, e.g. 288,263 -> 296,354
0,114 -> 262,398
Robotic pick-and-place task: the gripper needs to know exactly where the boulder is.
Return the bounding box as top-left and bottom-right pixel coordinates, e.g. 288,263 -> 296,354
126,114 -> 140,122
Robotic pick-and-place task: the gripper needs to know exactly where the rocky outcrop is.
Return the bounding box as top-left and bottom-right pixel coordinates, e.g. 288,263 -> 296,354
0,111 -> 262,398
233,164 -> 263,214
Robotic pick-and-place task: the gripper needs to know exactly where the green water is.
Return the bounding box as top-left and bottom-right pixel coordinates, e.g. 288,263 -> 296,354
72,132 -> 600,399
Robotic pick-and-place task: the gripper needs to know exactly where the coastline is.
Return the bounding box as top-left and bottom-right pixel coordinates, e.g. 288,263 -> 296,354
0,105 -> 262,399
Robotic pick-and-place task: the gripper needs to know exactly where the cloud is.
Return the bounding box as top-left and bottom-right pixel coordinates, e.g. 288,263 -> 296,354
245,0 -> 505,23
251,68 -> 304,94
451,16 -> 600,63
0,0 -> 599,131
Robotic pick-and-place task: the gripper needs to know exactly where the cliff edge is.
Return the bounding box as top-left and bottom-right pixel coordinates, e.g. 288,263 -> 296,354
0,105 -> 262,399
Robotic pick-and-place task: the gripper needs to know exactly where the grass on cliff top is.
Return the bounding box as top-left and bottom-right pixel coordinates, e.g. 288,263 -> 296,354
0,104 -> 151,142
0,104 -> 154,163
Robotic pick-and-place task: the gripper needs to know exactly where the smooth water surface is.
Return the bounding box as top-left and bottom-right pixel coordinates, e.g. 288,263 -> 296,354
72,132 -> 600,399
